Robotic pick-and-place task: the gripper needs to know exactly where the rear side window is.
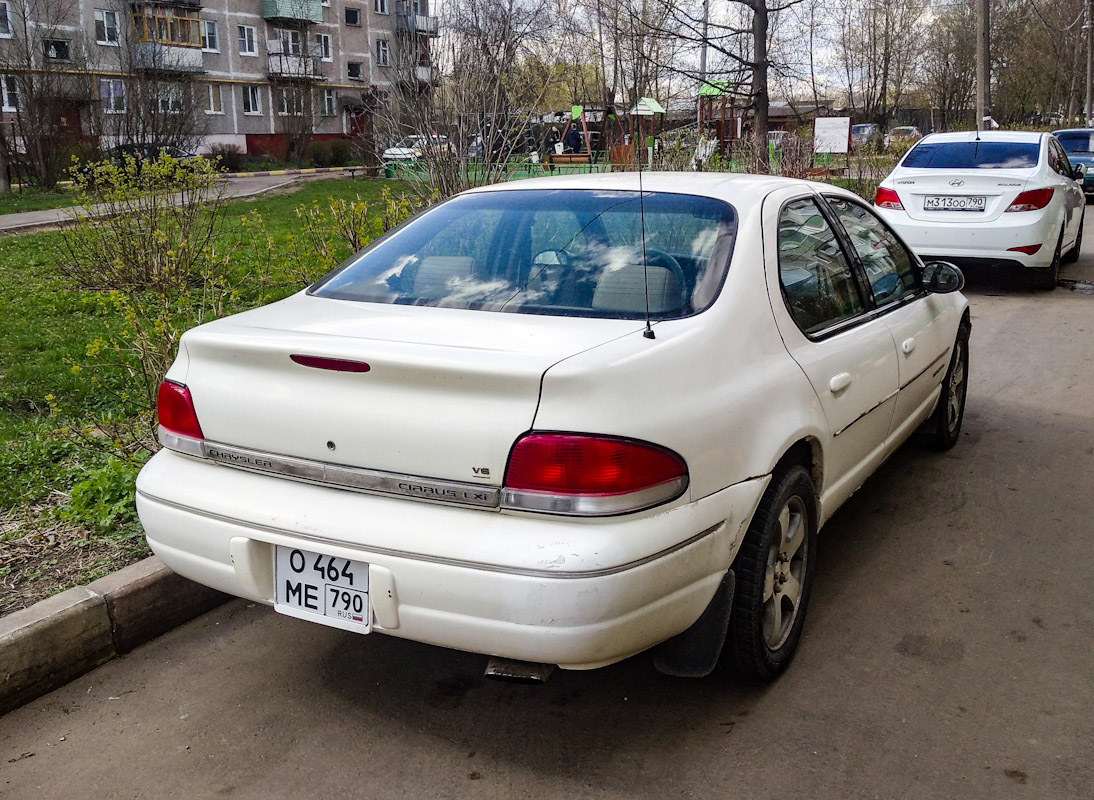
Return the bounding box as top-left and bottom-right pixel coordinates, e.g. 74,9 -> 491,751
777,198 -> 865,334
901,141 -> 1039,169
310,189 -> 737,319
1056,132 -> 1094,154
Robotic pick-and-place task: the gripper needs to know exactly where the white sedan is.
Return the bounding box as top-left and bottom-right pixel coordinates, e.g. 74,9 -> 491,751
382,134 -> 448,162
137,173 -> 970,682
874,130 -> 1085,289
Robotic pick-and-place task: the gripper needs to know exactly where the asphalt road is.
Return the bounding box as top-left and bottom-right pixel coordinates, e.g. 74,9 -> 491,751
3,219 -> 1093,799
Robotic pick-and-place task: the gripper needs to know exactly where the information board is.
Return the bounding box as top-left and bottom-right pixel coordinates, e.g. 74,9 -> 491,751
813,117 -> 851,154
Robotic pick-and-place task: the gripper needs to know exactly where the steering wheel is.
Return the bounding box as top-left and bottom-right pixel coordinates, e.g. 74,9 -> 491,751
641,248 -> 689,309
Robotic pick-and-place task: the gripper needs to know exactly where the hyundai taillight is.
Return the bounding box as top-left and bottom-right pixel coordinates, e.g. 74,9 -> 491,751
874,187 -> 904,210
1007,244 -> 1043,255
1006,187 -> 1054,212
502,433 -> 689,516
157,380 -> 204,456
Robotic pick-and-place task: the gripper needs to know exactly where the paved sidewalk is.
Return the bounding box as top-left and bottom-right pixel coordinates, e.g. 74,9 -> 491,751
0,173 -> 301,234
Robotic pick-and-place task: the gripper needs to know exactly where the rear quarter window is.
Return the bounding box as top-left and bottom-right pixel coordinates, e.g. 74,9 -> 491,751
901,141 -> 1040,169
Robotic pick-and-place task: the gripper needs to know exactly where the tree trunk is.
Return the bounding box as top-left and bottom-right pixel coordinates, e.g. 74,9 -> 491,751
751,0 -> 769,172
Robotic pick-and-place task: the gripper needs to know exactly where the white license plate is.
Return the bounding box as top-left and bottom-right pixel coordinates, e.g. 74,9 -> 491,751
274,546 -> 371,634
923,195 -> 986,211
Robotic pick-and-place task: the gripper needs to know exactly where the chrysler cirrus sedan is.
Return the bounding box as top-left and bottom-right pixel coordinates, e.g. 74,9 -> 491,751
137,173 -> 970,682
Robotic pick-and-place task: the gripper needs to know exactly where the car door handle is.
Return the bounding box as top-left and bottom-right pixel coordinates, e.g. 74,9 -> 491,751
902,338 -> 916,355
829,372 -> 853,393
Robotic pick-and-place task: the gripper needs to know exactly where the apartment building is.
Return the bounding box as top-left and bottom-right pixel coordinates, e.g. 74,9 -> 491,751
0,0 -> 436,157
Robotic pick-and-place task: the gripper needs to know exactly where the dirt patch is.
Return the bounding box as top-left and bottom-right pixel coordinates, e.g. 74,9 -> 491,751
0,503 -> 148,618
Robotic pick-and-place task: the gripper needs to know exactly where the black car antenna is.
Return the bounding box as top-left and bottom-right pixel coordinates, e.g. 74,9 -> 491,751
638,130 -> 655,340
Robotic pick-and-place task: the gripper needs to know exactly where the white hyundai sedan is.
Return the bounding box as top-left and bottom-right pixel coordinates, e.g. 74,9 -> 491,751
874,130 -> 1085,289
137,173 -> 970,682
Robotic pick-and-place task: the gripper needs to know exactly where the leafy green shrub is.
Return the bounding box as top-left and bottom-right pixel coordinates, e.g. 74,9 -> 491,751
60,456 -> 145,532
306,140 -> 333,167
329,139 -> 351,166
209,143 -> 244,172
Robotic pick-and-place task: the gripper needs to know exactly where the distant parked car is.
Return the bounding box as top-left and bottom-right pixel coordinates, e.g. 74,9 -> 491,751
885,126 -> 922,149
874,130 -> 1085,289
382,135 -> 449,162
109,144 -> 200,165
851,123 -> 882,150
1053,128 -> 1094,200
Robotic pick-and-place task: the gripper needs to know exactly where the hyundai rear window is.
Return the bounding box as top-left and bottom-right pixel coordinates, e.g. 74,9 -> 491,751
900,141 -> 1039,169
309,189 -> 737,319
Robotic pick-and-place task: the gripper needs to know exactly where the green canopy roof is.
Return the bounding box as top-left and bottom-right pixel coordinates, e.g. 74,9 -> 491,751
629,97 -> 665,116
698,80 -> 731,97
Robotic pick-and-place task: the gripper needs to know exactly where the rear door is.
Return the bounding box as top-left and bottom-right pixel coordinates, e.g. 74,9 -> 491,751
823,195 -> 955,439
767,193 -> 900,510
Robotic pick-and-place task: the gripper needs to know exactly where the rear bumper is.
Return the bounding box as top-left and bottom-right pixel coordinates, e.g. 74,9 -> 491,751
136,450 -> 766,670
879,210 -> 1061,268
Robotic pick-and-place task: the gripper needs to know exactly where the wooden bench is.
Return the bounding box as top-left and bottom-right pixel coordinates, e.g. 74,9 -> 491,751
549,154 -> 591,165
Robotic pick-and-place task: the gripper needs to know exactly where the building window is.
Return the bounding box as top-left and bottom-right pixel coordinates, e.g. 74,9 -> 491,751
94,9 -> 120,45
321,0 -> 329,6
374,0 -> 388,14
274,28 -> 302,56
322,88 -> 335,116
277,86 -> 305,116
347,61 -> 362,80
132,9 -> 201,46
237,25 -> 257,56
159,83 -> 184,114
0,2 -> 12,39
316,33 -> 332,62
201,20 -> 218,52
345,7 -> 361,26
205,83 -> 223,114
375,39 -> 389,67
44,39 -> 72,61
1,75 -> 18,111
242,85 -> 261,114
100,78 -> 126,114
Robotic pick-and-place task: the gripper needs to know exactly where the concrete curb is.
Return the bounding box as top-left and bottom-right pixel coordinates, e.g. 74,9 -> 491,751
0,557 -> 227,715
219,165 -> 381,178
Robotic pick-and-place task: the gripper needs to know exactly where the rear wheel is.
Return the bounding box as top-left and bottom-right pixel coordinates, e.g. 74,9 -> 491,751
1032,230 -> 1063,290
1063,209 -> 1085,263
724,465 -> 817,681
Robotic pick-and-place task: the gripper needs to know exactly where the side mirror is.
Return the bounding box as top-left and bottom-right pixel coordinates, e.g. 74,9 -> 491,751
1074,162 -> 1087,181
921,260 -> 965,294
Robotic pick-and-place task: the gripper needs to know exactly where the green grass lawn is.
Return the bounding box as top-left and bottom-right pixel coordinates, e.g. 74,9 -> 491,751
0,187 -> 81,216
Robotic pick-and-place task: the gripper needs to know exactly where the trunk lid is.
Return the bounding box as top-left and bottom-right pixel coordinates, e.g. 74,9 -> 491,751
892,169 -> 1036,222
178,293 -> 639,488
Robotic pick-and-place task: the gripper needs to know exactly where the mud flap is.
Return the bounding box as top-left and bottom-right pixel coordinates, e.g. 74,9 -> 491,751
652,569 -> 735,678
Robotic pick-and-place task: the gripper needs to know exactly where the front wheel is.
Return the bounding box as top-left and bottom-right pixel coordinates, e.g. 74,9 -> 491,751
724,465 -> 817,681
924,322 -> 970,450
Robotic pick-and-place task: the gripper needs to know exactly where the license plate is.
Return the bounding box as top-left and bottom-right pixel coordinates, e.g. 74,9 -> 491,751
923,195 -> 986,211
274,546 -> 371,634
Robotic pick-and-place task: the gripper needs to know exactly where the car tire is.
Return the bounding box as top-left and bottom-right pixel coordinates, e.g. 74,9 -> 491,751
1063,209 -> 1084,263
924,321 -> 970,451
724,464 -> 817,681
1032,230 -> 1063,290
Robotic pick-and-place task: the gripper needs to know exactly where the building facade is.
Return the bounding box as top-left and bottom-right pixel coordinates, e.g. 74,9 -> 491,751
0,0 -> 435,159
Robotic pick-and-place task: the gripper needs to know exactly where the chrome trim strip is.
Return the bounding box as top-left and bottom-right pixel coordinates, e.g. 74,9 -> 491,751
501,476 -> 690,516
899,350 -> 948,391
137,489 -> 725,580
195,441 -> 500,508
833,388 -> 899,438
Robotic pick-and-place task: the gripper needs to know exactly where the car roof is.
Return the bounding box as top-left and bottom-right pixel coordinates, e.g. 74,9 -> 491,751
461,171 -> 855,206
1053,128 -> 1094,135
917,130 -> 1044,144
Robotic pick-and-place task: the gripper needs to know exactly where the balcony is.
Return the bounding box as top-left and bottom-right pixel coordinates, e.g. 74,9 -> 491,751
267,48 -> 325,80
262,0 -> 322,24
414,65 -> 432,83
132,41 -> 203,73
395,12 -> 438,36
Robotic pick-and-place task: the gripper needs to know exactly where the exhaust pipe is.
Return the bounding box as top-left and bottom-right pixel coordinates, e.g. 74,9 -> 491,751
484,657 -> 556,684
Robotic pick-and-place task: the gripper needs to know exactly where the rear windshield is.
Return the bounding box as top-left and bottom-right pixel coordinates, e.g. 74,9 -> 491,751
310,189 -> 737,319
901,141 -> 1040,169
1056,132 -> 1094,154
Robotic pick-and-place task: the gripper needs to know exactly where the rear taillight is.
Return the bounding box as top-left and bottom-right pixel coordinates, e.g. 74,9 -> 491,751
1006,187 -> 1054,212
874,187 -> 904,210
502,433 -> 688,516
157,380 -> 204,456
1007,244 -> 1043,255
